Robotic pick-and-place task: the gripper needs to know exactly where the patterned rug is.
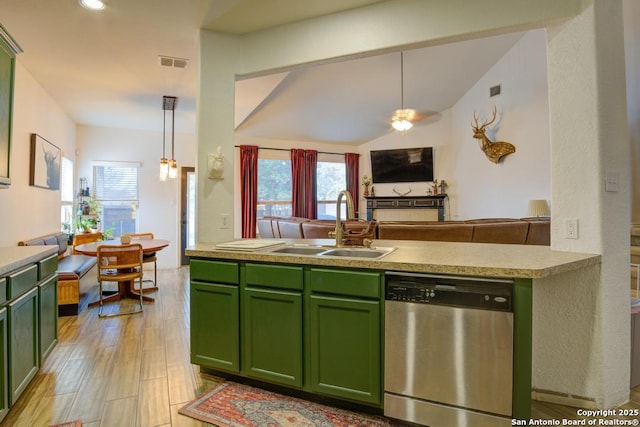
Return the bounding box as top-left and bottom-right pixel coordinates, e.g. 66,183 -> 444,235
179,381 -> 398,426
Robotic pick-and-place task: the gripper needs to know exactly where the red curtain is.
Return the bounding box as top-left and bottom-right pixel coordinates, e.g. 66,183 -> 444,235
345,152 -> 360,216
291,149 -> 318,219
291,149 -> 306,217
240,145 -> 259,238
305,150 -> 318,219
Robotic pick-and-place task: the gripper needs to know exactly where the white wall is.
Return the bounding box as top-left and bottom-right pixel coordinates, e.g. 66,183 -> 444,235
451,30 -> 550,219
626,0 -> 640,224
76,126 -> 195,268
0,61 -> 76,246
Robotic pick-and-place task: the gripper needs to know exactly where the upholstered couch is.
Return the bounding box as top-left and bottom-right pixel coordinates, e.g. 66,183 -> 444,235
258,216 -> 550,246
19,232 -> 98,316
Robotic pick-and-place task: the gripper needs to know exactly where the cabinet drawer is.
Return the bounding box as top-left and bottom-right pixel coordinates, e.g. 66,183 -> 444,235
7,264 -> 38,299
245,264 -> 303,291
190,259 -> 239,284
38,254 -> 58,280
309,268 -> 381,298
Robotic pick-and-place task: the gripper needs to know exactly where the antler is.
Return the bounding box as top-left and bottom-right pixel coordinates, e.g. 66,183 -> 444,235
472,106 -> 498,130
393,186 -> 412,197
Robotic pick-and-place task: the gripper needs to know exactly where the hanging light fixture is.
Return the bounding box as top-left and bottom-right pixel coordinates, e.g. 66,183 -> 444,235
168,104 -> 178,179
159,96 -> 178,181
391,51 -> 417,133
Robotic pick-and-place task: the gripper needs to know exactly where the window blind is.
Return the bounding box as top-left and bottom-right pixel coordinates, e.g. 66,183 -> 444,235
93,162 -> 139,201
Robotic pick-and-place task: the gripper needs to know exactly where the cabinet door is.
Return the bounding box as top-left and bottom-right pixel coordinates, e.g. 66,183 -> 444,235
243,287 -> 303,387
38,275 -> 58,362
0,308 -> 8,423
8,286 -> 39,405
308,294 -> 381,405
190,281 -> 240,372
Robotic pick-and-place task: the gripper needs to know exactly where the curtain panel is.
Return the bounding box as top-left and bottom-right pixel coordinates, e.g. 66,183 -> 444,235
291,149 -> 318,219
345,152 -> 360,216
291,148 -> 306,217
240,145 -> 259,238
304,150 -> 318,219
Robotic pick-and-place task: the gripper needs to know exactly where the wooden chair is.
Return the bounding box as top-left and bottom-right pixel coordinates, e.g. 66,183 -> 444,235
72,231 -> 103,254
96,243 -> 144,317
130,232 -> 157,289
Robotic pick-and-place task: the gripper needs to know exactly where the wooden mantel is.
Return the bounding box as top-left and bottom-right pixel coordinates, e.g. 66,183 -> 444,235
364,194 -> 448,221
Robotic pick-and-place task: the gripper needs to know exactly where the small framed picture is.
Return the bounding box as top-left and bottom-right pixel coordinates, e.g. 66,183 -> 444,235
30,133 -> 61,190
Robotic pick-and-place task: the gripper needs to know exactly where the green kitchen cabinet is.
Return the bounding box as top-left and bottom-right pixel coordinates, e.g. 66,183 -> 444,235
8,286 -> 39,405
242,263 -> 303,387
190,260 -> 240,373
38,274 -> 58,363
0,307 -> 8,424
307,268 -> 382,405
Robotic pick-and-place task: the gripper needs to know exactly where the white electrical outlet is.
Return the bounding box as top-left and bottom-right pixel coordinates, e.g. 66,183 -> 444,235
565,218 -> 579,239
220,213 -> 230,229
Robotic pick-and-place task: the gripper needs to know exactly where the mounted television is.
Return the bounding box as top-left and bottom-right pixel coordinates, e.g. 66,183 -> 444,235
370,147 -> 434,184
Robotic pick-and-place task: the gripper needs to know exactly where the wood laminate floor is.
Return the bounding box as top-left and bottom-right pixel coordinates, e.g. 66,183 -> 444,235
1,267 -> 638,426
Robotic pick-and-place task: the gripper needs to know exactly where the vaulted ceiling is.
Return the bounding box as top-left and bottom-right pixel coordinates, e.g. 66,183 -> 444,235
1,0 -> 522,144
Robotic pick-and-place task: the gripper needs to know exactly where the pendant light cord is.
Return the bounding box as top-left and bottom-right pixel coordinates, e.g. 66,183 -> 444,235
171,108 -> 175,160
400,51 -> 404,110
162,110 -> 166,158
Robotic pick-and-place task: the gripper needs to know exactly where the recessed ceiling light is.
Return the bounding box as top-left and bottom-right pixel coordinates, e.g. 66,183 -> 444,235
78,0 -> 105,10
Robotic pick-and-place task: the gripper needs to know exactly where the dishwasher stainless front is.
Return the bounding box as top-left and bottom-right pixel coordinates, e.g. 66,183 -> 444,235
384,272 -> 514,427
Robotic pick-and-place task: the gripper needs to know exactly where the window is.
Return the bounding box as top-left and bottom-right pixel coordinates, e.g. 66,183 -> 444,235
257,156 -> 292,218
93,161 -> 139,237
60,157 -> 74,233
317,157 -> 346,220
256,150 -> 347,220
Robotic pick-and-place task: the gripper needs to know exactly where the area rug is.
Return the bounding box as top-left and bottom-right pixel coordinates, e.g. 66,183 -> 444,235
179,381 -> 398,426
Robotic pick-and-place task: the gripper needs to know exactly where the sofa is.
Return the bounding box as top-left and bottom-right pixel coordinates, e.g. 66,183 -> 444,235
258,216 -> 550,246
19,232 -> 98,316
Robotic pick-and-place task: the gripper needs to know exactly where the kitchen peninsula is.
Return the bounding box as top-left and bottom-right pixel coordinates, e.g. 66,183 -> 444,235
186,239 -> 599,424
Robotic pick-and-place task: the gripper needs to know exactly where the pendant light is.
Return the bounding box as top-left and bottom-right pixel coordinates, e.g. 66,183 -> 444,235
168,106 -> 178,179
160,96 -> 178,181
391,51 -> 416,133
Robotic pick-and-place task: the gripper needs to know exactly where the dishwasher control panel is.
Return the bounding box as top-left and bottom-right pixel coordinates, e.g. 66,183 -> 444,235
385,274 -> 513,311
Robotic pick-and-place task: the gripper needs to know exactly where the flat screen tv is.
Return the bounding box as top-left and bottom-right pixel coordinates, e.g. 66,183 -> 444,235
370,147 -> 434,184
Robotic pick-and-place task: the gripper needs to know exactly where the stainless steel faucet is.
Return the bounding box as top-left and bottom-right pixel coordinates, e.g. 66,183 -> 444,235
329,190 -> 355,247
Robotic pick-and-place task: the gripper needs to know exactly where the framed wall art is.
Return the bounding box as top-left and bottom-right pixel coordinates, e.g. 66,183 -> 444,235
30,133 -> 61,190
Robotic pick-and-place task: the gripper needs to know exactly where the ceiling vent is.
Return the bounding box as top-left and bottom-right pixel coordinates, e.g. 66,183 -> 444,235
158,55 -> 189,69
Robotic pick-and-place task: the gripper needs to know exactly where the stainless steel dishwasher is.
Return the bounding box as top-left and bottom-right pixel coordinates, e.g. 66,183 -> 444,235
384,272 -> 514,427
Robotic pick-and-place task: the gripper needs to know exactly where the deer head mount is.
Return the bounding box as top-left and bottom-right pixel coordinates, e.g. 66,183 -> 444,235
471,107 -> 516,164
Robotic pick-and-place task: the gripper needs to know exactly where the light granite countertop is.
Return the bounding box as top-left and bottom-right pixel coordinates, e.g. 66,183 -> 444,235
0,246 -> 58,277
186,238 -> 600,279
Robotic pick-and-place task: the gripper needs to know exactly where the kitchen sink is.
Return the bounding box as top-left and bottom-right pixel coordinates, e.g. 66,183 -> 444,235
270,246 -> 327,255
320,247 -> 395,259
268,244 -> 395,259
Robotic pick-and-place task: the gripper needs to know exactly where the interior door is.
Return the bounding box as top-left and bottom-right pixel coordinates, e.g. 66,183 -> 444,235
180,166 -> 195,266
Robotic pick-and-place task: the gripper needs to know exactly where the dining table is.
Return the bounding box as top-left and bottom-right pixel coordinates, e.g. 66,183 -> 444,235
74,237 -> 170,307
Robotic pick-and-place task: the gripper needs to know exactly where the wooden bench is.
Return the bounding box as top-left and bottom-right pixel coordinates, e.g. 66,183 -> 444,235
19,232 -> 98,316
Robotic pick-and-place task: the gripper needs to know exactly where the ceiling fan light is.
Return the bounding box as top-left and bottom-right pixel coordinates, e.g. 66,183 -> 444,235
78,0 -> 105,10
392,119 -> 413,132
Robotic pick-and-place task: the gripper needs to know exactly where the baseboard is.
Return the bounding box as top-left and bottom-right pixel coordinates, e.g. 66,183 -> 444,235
532,388 -> 597,408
